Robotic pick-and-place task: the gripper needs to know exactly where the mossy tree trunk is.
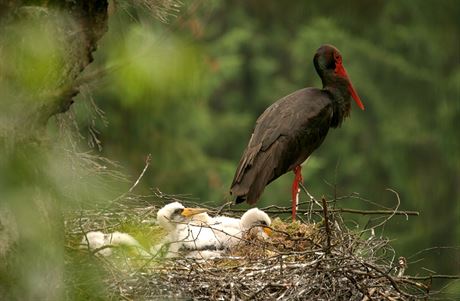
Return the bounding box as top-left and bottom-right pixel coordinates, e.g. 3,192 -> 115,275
0,0 -> 108,142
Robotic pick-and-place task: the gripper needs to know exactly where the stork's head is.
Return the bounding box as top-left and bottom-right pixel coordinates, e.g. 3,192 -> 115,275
156,202 -> 208,232
313,44 -> 364,111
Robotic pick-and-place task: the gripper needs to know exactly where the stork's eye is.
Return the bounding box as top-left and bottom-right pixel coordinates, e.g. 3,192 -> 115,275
334,52 -> 342,64
259,221 -> 267,226
324,53 -> 337,70
173,208 -> 183,215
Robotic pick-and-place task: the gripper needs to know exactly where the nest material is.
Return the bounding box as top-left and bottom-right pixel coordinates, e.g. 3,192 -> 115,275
66,199 -> 431,301
119,219 -> 427,300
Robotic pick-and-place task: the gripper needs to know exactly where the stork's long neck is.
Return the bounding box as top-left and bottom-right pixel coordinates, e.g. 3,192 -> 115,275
323,78 -> 352,128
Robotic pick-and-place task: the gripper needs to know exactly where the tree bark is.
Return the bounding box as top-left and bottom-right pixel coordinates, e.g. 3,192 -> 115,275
0,0 -> 108,142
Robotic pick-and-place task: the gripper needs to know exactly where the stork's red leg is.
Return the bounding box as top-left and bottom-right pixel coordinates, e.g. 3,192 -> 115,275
291,165 -> 303,221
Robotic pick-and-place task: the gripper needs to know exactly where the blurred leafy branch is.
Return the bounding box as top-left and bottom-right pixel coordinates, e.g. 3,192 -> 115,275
0,1 -> 181,300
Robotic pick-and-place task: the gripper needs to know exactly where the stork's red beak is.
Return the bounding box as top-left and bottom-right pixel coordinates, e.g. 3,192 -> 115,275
347,76 -> 365,111
335,63 -> 365,111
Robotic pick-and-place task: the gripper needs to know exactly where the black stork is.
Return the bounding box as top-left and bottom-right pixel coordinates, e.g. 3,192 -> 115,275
230,44 -> 364,220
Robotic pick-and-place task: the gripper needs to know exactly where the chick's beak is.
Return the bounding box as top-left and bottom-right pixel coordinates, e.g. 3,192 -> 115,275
263,227 -> 272,236
181,208 -> 208,217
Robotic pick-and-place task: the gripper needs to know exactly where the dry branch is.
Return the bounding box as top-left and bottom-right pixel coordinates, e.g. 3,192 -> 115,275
321,197 -> 332,254
406,275 -> 460,280
226,207 -> 419,217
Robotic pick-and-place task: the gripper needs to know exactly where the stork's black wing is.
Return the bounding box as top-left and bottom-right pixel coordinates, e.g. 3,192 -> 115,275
230,88 -> 334,204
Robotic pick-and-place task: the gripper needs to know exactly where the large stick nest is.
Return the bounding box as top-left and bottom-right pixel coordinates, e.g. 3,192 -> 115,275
64,190 -> 443,300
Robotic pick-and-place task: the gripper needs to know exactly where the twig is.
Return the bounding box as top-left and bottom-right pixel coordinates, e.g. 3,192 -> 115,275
299,182 -> 322,208
407,246 -> 460,260
225,207 -> 419,216
128,154 -> 152,193
111,154 -> 151,204
333,208 -> 418,216
359,188 -> 402,234
322,197 -> 331,254
405,275 -> 460,280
